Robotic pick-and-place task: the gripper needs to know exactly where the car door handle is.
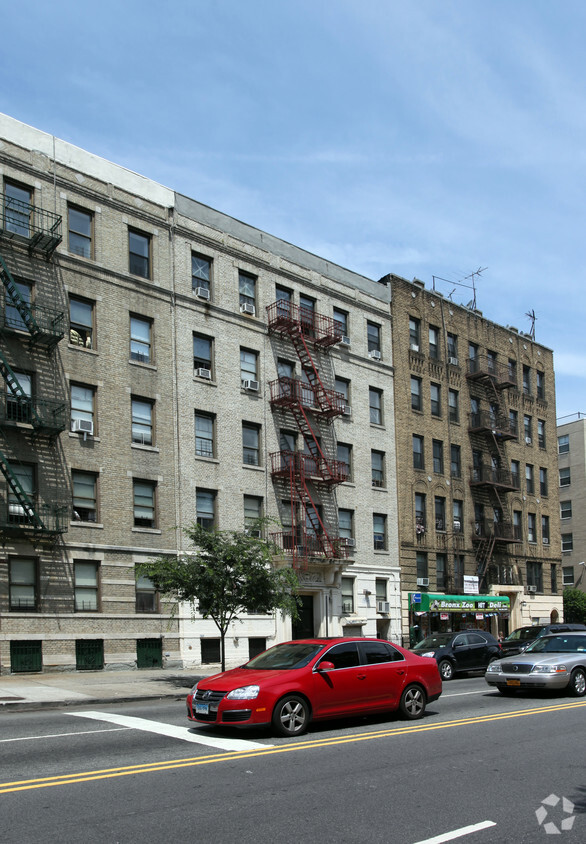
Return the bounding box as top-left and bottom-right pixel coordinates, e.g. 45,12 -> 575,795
357,674 -> 367,680
395,669 -> 405,675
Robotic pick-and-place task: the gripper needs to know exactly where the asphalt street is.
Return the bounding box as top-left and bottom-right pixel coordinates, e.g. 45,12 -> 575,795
1,676 -> 585,844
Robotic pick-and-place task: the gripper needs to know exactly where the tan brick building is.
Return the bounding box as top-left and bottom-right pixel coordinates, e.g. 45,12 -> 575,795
557,414 -> 586,592
385,274 -> 563,642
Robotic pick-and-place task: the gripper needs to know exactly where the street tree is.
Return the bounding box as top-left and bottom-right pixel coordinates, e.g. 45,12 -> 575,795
563,587 -> 586,624
138,521 -> 300,671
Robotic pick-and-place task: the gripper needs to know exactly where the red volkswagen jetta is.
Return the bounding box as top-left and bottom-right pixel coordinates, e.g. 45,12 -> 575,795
187,637 -> 442,736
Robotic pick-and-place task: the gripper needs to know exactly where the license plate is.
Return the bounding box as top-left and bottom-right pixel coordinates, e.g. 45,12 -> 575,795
195,703 -> 209,715
506,679 -> 521,686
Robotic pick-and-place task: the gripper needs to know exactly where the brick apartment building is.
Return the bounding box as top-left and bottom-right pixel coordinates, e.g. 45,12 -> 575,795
557,414 -> 586,593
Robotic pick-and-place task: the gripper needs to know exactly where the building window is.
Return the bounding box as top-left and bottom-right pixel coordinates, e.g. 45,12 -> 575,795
416,552 -> 428,581
453,500 -> 463,534
558,434 -> 569,454
448,389 -> 459,423
4,278 -> 31,332
522,365 -> 531,396
430,383 -> 441,417
432,440 -> 444,474
4,181 -> 33,236
436,554 -> 447,591
542,515 -> 550,546
539,467 -> 548,497
563,567 -> 574,587
536,371 -> 545,400
450,444 -> 461,478
333,308 -> 348,338
376,579 -> 387,603
509,409 -> 518,438
240,348 -> 258,385
74,561 -> 99,611
468,342 -> 478,362
69,296 -> 94,348
244,495 -> 263,535
508,358 -> 517,384
560,500 -> 572,520
371,450 -> 385,487
337,442 -> 352,481
527,513 -> 537,543
193,333 -> 213,376
72,470 -> 97,522
435,497 -> 446,532
413,435 -> 424,470
486,350 -> 497,375
6,370 -> 32,423
335,377 -> 350,407
447,333 -> 458,360
373,514 -> 387,550
524,415 -> 533,443
526,561 -> 543,592
367,322 -> 381,355
562,533 -> 573,553
239,271 -> 256,310
415,493 -> 426,533
338,508 -> 354,543
68,205 -> 93,258
242,423 -> 261,466
70,384 -> 95,433
133,480 -> 156,528
408,317 -> 420,350
131,398 -> 153,445
341,577 -> 355,614
201,639 -> 221,664
9,558 -> 37,611
453,555 -> 464,592
537,419 -> 546,449
511,460 -> 520,489
559,467 -> 571,487
192,253 -> 212,293
195,412 -> 214,458
525,464 -> 534,494
136,573 -> 158,613
411,376 -> 422,411
130,315 -> 152,363
129,229 -> 151,278
369,387 -> 383,424
196,489 -> 216,530
513,510 -> 522,541
428,325 -> 439,359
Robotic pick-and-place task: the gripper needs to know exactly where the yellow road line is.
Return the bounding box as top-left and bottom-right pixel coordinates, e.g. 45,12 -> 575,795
2,699 -> 585,794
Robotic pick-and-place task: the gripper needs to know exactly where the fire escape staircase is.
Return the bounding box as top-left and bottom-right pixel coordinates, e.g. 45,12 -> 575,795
0,446 -> 44,530
0,253 -> 64,350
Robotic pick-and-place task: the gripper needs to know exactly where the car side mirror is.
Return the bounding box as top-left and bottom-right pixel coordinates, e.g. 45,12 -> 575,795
317,661 -> 335,672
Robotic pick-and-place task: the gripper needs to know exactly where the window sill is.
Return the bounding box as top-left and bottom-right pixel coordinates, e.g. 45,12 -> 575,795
68,431 -> 100,442
373,549 -> 389,555
129,359 -> 157,371
243,463 -> 264,472
372,484 -> 388,492
70,521 -> 103,529
131,443 -> 160,453
132,527 -> 162,535
370,423 -> 386,430
193,376 -> 217,386
195,455 -> 219,463
68,343 -> 99,355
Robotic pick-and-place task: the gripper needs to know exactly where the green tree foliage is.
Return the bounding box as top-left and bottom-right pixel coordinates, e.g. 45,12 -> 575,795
138,521 -> 299,671
563,587 -> 586,624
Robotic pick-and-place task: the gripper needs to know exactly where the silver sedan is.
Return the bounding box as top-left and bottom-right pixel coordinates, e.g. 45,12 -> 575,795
485,632 -> 586,697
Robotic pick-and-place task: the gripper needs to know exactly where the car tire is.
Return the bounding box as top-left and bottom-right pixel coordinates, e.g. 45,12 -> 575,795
399,685 -> 427,720
272,694 -> 310,737
569,668 -> 586,697
438,659 -> 454,681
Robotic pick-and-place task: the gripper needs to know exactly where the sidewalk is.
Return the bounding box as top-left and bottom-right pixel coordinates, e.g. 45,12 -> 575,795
0,668 -> 204,712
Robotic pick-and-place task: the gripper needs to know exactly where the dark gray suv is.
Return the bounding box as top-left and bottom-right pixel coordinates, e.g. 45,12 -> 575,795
500,623 -> 586,657
412,630 -> 503,680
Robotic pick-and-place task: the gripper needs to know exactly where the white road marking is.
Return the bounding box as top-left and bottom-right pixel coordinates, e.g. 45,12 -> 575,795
69,710 -> 273,751
442,690 -> 490,698
412,820 -> 497,844
0,727 -> 129,743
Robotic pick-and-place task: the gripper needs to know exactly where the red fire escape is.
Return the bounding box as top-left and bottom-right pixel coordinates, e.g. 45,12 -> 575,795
267,299 -> 350,567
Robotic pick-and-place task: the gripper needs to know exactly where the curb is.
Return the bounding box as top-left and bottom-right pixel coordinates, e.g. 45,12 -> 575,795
0,690 -> 187,713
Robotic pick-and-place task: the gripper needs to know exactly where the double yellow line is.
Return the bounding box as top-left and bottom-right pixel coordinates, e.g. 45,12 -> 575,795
2,700 -> 584,794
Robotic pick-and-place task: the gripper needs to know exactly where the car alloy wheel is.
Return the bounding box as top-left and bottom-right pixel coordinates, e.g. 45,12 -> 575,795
399,685 -> 427,720
569,668 -> 586,697
272,694 -> 310,736
438,659 -> 454,681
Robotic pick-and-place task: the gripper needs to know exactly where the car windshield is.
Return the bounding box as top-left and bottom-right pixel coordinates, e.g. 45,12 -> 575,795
525,635 -> 586,654
245,642 -> 324,670
505,626 -> 544,642
414,633 -> 454,649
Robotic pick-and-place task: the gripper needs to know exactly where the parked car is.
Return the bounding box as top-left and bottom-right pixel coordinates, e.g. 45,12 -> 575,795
500,623 -> 586,657
485,632 -> 586,696
411,630 -> 502,680
186,637 -> 442,736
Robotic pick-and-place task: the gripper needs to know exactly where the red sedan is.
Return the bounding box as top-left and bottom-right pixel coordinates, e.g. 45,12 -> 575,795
187,637 -> 442,736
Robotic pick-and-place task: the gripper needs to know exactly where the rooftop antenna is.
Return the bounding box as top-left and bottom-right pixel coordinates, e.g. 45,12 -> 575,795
432,266 -> 487,309
525,309 -> 537,341
447,288 -> 456,301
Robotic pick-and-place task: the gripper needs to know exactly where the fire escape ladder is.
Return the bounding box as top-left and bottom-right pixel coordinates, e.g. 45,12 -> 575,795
0,447 -> 44,529
289,327 -> 332,413
475,534 -> 496,584
0,253 -> 41,340
289,401 -> 338,484
291,464 -> 337,558
0,348 -> 42,428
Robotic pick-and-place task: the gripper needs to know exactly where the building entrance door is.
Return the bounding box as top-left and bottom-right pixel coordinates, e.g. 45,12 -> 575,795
292,595 -> 315,639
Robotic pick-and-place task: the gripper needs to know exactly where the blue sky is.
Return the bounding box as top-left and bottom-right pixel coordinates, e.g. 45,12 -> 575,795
2,0 -> 584,418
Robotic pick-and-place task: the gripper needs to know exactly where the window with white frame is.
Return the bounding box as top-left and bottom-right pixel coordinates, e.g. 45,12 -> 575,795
239,271 -> 256,310
192,253 -> 212,293
70,384 -> 95,433
130,315 -> 152,364
562,533 -> 573,553
559,467 -> 571,487
558,434 -> 569,454
131,398 -> 153,445
369,387 -> 383,424
563,566 -> 574,586
560,500 -> 572,520
240,348 -> 258,385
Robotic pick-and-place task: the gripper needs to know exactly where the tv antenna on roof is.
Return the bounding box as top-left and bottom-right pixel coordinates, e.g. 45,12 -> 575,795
432,266 -> 487,309
525,309 -> 537,341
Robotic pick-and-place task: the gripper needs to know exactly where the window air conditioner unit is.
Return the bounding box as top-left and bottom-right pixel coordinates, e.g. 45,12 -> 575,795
377,601 -> 390,614
417,577 -> 430,587
369,350 -> 382,361
343,405 -> 352,416
543,538 -> 550,545
410,343 -> 420,352
525,437 -> 532,445
242,379 -> 259,392
526,585 -> 537,593
341,335 -> 351,346
195,287 -> 210,301
448,356 -> 459,366
240,303 -> 256,315
195,368 -> 212,379
342,601 -> 353,613
345,538 -> 356,548
72,418 -> 94,435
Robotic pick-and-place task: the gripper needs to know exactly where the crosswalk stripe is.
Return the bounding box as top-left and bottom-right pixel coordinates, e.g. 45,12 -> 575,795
69,710 -> 273,752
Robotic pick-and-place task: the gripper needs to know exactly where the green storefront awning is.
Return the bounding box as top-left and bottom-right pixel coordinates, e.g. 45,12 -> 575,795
409,593 -> 510,613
